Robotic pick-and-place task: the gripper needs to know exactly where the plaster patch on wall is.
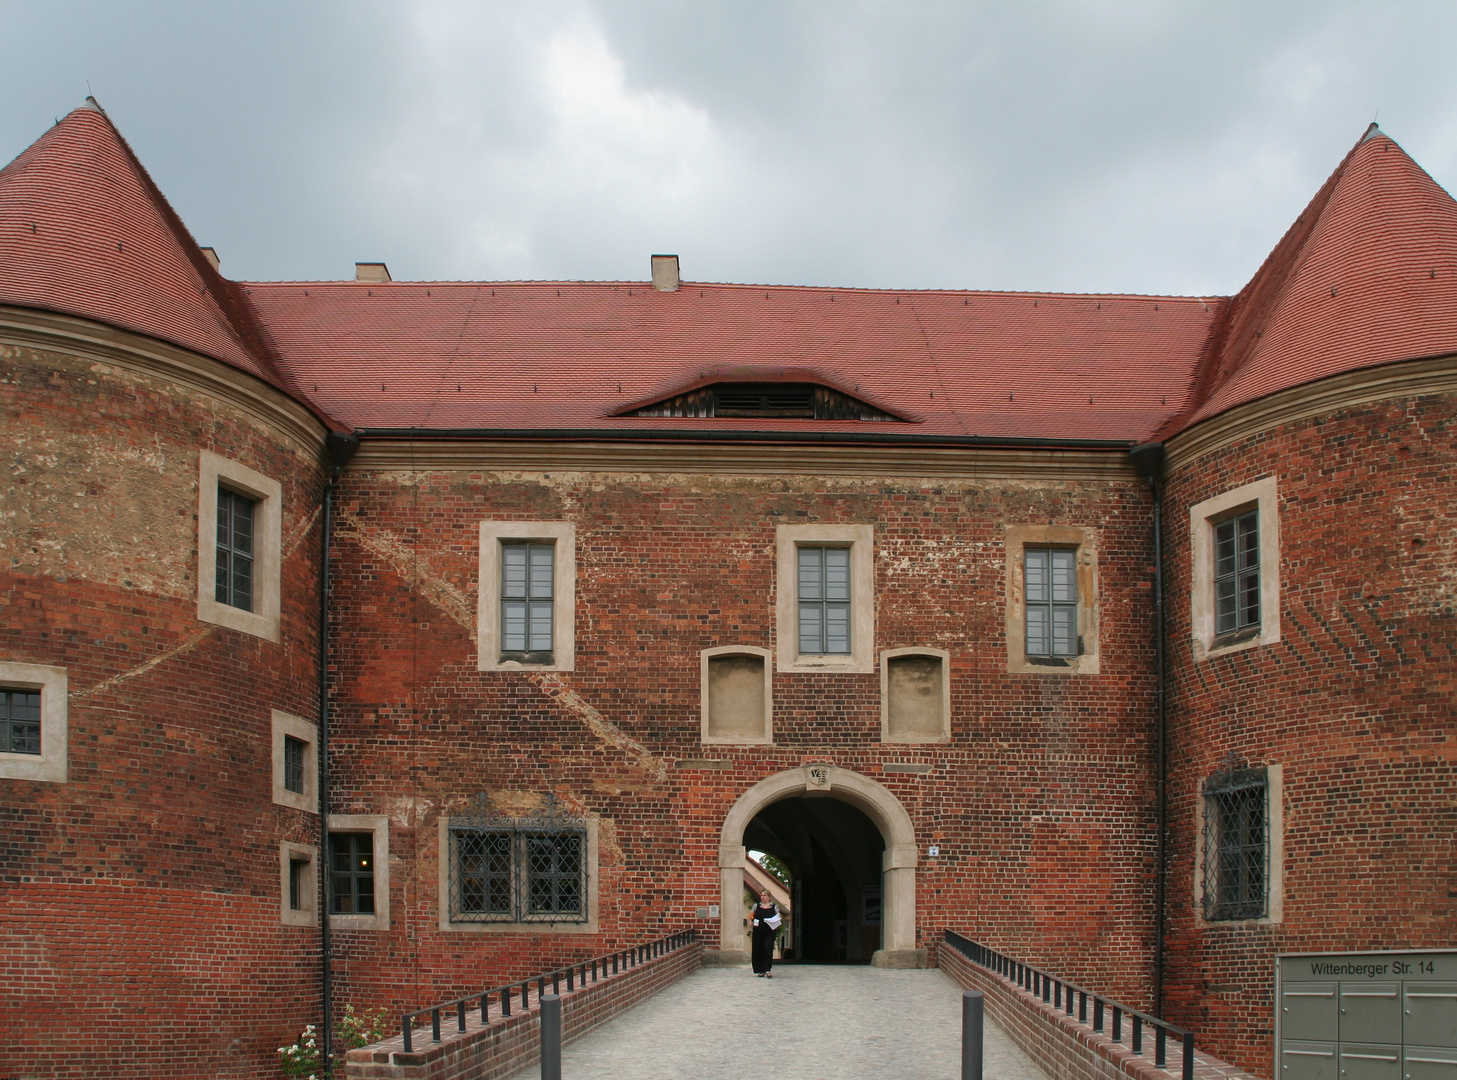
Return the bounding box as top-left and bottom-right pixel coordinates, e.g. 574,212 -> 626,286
526,671 -> 667,780
72,625 -> 217,701
334,507 -> 476,639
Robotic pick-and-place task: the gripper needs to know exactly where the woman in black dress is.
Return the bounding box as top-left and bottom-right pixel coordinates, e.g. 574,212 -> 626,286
750,889 -> 781,978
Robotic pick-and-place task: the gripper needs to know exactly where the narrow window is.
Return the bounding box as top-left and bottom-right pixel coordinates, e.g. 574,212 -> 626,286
452,829 -> 514,919
798,546 -> 851,654
1202,767 -> 1268,920
525,832 -> 584,917
283,735 -> 306,795
2,688 -> 42,755
1214,509 -> 1259,638
501,542 -> 554,660
289,857 -> 309,911
1025,548 -> 1078,659
329,833 -> 375,914
215,487 -> 256,612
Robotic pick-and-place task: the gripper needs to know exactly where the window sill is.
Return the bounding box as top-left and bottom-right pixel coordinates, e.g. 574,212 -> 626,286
1009,654 -> 1097,676
438,918 -> 599,934
1204,628 -> 1266,660
782,653 -> 871,673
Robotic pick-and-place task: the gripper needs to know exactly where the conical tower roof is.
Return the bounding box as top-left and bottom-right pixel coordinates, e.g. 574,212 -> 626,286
0,100 -> 298,396
1168,124 -> 1457,434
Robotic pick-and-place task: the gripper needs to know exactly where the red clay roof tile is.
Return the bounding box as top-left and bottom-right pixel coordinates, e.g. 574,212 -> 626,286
0,104 -> 312,409
5,109 -> 1455,447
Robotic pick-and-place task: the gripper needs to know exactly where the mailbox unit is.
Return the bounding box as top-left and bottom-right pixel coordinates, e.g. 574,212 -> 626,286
1277,951 -> 1457,1080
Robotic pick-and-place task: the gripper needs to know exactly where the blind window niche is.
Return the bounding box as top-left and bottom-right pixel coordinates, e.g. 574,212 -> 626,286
798,545 -> 851,655
501,541 -> 554,661
881,648 -> 950,743
1025,547 -> 1079,659
701,647 -> 771,743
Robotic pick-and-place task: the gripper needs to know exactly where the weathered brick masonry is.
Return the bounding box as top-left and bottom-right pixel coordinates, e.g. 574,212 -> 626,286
1,338 -> 328,1078
3,104 -> 1456,1080
1159,389 -> 1457,1075
325,460 -> 1161,1014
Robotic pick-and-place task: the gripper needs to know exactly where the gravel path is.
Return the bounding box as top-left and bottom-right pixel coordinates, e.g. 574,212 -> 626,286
508,964 -> 1051,1080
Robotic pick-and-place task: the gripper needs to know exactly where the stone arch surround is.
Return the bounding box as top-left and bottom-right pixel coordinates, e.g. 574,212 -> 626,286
716,765 -> 923,967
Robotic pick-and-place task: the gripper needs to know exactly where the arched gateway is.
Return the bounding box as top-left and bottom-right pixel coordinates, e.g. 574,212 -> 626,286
717,765 -> 923,967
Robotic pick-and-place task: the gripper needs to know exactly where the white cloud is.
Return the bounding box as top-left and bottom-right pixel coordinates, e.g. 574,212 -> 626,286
369,4 -> 736,280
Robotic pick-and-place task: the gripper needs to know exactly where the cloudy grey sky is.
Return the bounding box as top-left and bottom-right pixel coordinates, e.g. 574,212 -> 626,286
3,1 -> 1455,295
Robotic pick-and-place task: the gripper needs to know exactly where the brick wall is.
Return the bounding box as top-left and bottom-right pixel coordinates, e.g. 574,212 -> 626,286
0,340 -> 328,1078
1160,390 -> 1457,1075
325,463 -> 1163,1013
939,941 -> 1257,1080
344,939 -> 702,1080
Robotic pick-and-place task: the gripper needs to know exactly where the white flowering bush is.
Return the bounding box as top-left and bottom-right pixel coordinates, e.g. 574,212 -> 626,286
277,1023 -> 321,1079
278,1005 -> 392,1078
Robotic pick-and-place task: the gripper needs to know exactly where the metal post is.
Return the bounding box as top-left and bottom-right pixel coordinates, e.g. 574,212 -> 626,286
962,991 -> 984,1080
540,994 -> 562,1080
1181,1031 -> 1195,1080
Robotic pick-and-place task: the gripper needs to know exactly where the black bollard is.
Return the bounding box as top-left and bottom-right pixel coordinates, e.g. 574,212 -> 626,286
962,990 -> 984,1080
540,994 -> 562,1080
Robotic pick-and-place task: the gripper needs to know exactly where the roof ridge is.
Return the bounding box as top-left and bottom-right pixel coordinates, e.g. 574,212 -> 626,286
241,278 -> 1228,303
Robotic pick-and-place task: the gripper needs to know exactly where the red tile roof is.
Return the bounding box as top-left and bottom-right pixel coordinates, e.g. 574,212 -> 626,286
4,107 -> 1455,448
0,103 -> 311,407
1160,124 -> 1457,435
249,281 -> 1218,442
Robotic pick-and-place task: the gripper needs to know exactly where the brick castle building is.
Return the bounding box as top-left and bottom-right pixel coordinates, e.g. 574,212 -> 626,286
2,101 -> 1453,1079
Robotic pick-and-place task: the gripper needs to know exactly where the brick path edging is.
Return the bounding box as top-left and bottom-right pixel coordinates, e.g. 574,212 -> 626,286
938,946 -> 1260,1080
344,942 -> 703,1080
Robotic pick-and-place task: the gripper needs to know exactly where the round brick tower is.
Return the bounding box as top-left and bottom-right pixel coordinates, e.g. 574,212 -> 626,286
1156,128 -> 1457,1075
0,104 -> 332,1077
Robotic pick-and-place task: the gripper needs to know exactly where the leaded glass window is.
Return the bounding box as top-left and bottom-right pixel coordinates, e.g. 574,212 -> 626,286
525,832 -> 583,917
1202,766 -> 1268,921
283,735 -> 306,795
1025,548 -> 1078,658
798,546 -> 851,654
1214,509 -> 1259,638
2,689 -> 41,755
448,795 -> 588,924
329,833 -> 375,914
501,542 -> 554,659
215,487 -> 256,612
453,829 -> 514,918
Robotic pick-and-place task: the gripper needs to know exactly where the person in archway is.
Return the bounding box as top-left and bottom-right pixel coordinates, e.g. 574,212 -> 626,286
750,889 -> 782,978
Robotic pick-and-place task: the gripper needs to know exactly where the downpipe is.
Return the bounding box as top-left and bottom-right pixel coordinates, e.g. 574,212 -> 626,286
1130,442 -> 1167,1016
318,432 -> 359,1065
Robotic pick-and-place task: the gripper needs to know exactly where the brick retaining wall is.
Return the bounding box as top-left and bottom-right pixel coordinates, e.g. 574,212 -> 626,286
344,941 -> 702,1080
939,944 -> 1258,1080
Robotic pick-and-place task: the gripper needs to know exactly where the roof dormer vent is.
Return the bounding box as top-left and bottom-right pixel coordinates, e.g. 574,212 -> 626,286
199,247 -> 221,271
651,254 -> 679,292
356,262 -> 391,283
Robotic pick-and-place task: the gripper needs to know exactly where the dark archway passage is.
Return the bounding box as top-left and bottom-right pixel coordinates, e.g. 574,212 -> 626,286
745,797 -> 885,962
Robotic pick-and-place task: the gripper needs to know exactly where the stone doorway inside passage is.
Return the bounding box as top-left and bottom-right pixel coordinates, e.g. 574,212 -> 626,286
717,765 -> 923,968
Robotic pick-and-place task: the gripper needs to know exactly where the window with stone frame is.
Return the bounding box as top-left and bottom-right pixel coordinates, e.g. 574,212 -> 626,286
329,832 -> 376,915
447,795 -> 588,925
1202,763 -> 1269,921
283,735 -> 306,795
797,545 -> 852,655
1213,507 -> 1260,641
500,541 -> 555,662
2,688 -> 42,755
1024,547 -> 1080,660
215,485 -> 257,612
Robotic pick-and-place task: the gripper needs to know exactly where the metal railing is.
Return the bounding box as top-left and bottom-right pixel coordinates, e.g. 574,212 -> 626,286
399,929 -> 697,1053
943,931 -> 1196,1080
